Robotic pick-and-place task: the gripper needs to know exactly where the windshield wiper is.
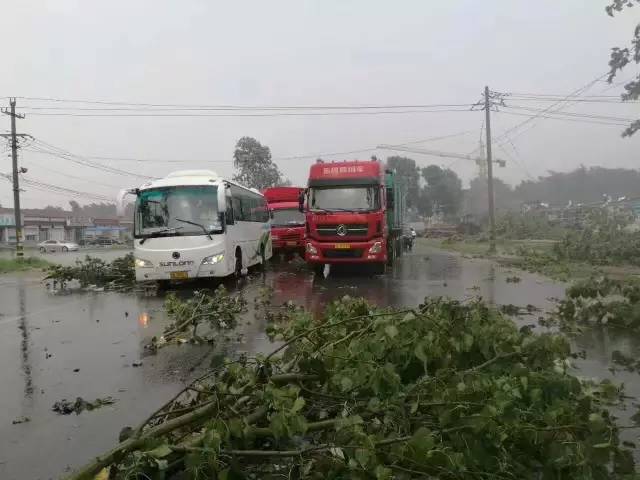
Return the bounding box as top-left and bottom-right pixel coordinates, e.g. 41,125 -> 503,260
175,218 -> 213,240
139,226 -> 183,244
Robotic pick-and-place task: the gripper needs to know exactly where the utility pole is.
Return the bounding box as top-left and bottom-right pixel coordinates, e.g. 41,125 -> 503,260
484,86 -> 496,254
1,98 -> 26,258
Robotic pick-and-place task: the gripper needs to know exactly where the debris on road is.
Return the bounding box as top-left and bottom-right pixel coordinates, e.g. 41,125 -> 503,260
12,416 -> 30,425
52,396 -> 116,415
44,254 -> 135,291
505,275 -> 521,283
65,296 -> 634,480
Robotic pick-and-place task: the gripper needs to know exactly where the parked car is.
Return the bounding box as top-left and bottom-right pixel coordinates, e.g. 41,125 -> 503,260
38,240 -> 79,253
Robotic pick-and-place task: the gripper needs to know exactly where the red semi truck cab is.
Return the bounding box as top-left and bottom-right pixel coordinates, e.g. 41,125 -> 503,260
263,187 -> 306,256
302,160 -> 388,273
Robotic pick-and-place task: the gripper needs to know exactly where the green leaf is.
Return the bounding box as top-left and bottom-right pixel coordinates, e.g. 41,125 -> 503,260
375,465 -> 393,480
457,381 -> 466,393
384,325 -> 398,338
330,447 -> 345,460
291,397 -> 305,414
340,376 -> 354,392
147,444 -> 172,459
355,447 -> 371,468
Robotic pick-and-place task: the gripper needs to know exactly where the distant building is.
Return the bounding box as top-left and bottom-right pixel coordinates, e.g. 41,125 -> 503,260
0,207 -> 132,244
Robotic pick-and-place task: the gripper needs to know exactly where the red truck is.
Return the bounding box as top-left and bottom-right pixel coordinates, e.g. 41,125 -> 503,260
263,187 -> 306,257
300,159 -> 406,275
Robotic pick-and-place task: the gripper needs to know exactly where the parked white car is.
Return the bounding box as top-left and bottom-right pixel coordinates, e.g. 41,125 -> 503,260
38,240 -> 80,253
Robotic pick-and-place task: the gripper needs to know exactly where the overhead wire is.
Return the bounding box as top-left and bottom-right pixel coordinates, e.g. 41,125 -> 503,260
28,138 -> 155,179
21,108 -> 475,118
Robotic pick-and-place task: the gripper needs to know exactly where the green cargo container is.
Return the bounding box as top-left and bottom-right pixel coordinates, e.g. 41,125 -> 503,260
385,168 -> 407,263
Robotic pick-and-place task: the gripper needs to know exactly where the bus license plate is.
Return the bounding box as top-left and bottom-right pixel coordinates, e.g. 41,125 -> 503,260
170,271 -> 189,280
334,243 -> 351,249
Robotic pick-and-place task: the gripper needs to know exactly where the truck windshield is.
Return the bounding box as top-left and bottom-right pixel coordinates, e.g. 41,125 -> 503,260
271,208 -> 305,226
310,186 -> 380,212
134,186 -> 221,238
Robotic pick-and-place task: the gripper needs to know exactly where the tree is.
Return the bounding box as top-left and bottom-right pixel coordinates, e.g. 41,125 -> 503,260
605,0 -> 640,136
69,200 -> 82,215
232,137 -> 285,189
386,156 -> 420,208
421,165 -> 463,217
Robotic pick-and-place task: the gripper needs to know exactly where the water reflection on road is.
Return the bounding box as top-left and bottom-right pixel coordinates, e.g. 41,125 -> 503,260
0,246 -> 639,479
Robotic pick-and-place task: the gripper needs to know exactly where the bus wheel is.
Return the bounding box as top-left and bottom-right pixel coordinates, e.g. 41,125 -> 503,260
312,263 -> 325,277
234,250 -> 243,278
259,244 -> 266,270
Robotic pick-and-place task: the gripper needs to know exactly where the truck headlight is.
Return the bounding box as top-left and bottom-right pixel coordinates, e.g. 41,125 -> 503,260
202,253 -> 224,265
305,242 -> 318,255
135,258 -> 153,268
368,242 -> 383,254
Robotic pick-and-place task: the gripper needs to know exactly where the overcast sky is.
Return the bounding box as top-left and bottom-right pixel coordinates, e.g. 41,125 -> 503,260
0,0 -> 638,208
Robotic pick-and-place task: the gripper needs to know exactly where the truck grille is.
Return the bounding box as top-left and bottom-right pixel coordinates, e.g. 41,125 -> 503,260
316,224 -> 369,237
324,249 -> 364,259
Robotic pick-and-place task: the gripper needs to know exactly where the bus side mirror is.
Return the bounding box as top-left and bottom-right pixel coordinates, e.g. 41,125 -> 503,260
298,191 -> 305,213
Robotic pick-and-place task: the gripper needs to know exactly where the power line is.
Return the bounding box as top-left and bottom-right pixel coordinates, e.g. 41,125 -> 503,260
496,110 -> 630,127
1,173 -> 113,201
22,108 -> 475,118
28,138 -> 155,179
503,104 -> 637,123
493,73 -> 608,145
14,96 -> 475,110
272,130 -> 474,162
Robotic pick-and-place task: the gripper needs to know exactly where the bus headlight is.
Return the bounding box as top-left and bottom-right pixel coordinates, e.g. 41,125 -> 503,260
135,258 -> 153,268
368,242 -> 383,254
305,242 -> 318,255
202,253 -> 224,265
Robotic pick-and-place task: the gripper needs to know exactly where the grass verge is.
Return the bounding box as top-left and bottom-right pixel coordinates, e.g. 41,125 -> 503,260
0,256 -> 53,274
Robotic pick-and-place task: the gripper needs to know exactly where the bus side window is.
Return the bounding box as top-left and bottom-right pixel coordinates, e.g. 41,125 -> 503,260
226,195 -> 235,225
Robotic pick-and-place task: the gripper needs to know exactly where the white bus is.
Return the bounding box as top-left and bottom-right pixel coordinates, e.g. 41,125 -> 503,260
122,170 -> 272,282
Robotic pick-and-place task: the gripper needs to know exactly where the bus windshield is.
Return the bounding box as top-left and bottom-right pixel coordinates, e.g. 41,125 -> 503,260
271,208 -> 305,226
135,186 -> 222,238
310,186 -> 380,212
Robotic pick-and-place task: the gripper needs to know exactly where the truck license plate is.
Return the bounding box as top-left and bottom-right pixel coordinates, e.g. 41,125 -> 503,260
286,241 -> 297,246
170,271 -> 189,280
334,243 -> 351,249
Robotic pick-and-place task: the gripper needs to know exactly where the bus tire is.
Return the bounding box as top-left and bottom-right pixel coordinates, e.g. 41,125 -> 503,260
312,263 -> 325,276
259,243 -> 266,270
234,248 -> 243,278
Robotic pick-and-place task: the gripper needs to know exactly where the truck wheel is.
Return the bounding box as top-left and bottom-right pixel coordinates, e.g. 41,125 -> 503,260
387,241 -> 395,266
312,263 -> 325,277
372,262 -> 386,275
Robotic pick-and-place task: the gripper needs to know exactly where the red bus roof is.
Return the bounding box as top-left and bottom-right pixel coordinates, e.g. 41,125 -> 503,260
308,160 -> 384,186
262,187 -> 303,203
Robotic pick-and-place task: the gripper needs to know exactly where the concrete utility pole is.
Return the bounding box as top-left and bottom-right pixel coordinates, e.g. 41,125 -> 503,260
1,98 -> 26,258
483,86 -> 496,254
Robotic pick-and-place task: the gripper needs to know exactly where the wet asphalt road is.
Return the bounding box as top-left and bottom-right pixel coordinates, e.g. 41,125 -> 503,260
1,243 -> 639,479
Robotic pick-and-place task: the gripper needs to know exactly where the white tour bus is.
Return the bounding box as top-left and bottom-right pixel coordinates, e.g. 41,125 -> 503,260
121,170 -> 272,282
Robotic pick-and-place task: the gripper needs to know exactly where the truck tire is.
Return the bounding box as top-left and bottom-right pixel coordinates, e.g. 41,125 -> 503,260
372,262 -> 386,275
312,263 -> 325,276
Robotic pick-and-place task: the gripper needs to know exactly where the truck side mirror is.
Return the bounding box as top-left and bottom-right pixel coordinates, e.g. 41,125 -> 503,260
298,191 -> 305,213
387,187 -> 394,209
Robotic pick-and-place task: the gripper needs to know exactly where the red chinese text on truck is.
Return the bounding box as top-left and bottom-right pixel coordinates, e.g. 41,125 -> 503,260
301,159 -> 406,275
262,187 -> 306,257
